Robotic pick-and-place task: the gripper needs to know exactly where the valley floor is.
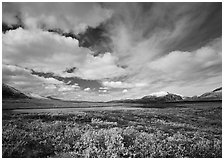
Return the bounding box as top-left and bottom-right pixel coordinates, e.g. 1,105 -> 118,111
2,100 -> 222,158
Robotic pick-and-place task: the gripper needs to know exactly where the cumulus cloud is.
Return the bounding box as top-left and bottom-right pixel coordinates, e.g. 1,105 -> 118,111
45,85 -> 57,90
99,87 -> 109,90
3,2 -> 113,33
99,89 -> 107,93
58,85 -> 75,92
3,28 -> 90,74
2,64 -> 61,95
84,87 -> 91,91
148,37 -> 221,82
102,81 -> 147,89
102,81 -> 133,88
38,77 -> 63,85
64,52 -> 126,80
122,89 -> 128,93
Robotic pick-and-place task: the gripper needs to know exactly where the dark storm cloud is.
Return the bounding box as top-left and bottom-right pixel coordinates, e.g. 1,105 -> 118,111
45,25 -> 112,56
76,24 -> 113,56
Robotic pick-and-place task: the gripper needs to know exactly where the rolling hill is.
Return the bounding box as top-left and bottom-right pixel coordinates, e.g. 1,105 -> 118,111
2,83 -> 30,99
141,91 -> 183,102
198,87 -> 222,100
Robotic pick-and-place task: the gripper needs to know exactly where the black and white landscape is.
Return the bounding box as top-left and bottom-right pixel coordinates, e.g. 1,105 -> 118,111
2,2 -> 222,158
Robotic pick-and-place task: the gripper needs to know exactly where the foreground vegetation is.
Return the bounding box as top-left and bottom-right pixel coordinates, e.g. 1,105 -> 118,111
2,102 -> 222,158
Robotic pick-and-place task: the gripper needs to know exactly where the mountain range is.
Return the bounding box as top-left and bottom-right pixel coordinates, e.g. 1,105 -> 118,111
2,83 -> 222,102
109,89 -> 222,103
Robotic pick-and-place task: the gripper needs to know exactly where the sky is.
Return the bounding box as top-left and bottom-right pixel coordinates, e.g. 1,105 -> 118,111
2,2 -> 222,101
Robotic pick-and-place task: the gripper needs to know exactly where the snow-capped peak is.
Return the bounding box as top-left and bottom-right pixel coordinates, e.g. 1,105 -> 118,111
149,91 -> 169,97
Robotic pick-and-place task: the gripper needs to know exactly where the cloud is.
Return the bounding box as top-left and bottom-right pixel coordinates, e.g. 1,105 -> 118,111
71,84 -> 80,89
84,87 -> 91,91
3,28 -> 90,74
3,2 -> 113,34
96,3 -> 221,97
31,69 -> 103,90
122,89 -> 128,93
2,64 -> 62,95
148,37 -> 221,82
99,89 -> 107,93
99,87 -> 109,90
99,37 -> 221,98
2,3 -> 21,25
142,37 -> 222,96
2,3 -> 222,101
39,77 -> 63,85
2,64 -> 83,98
102,81 -> 132,88
94,3 -> 221,78
45,85 -> 57,90
58,85 -> 76,92
102,81 -> 147,89
64,52 -> 126,80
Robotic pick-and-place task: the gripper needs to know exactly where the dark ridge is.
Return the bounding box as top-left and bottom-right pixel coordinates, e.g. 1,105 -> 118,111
2,83 -> 30,99
213,87 -> 222,92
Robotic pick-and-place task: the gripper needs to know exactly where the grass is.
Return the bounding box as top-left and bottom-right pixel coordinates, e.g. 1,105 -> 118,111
2,101 -> 222,158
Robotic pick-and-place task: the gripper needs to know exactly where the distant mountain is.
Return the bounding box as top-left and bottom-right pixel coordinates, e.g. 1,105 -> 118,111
198,87 -> 222,100
141,91 -> 183,102
109,88 -> 222,103
2,83 -> 48,100
182,96 -> 199,101
109,91 -> 183,103
213,87 -> 222,92
2,83 -> 30,99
